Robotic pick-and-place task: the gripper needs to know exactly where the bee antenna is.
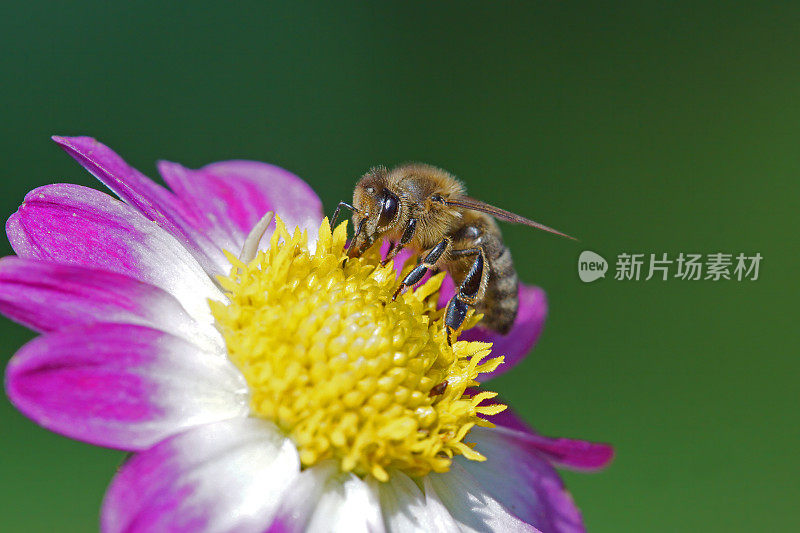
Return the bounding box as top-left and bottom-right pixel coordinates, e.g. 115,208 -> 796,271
331,201 -> 358,228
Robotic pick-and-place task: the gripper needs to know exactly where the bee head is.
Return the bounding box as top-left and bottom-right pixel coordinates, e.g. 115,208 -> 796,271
349,166 -> 402,257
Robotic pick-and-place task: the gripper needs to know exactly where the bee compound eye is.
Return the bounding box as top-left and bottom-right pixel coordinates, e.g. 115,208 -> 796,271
378,190 -> 399,227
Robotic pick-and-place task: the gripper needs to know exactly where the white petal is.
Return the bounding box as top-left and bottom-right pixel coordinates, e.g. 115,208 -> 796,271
304,473 -> 385,533
373,471 -> 461,532
426,462 -> 541,533
267,461 -> 339,532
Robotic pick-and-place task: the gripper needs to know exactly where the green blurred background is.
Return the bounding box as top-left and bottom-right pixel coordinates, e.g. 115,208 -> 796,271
1,2 -> 796,531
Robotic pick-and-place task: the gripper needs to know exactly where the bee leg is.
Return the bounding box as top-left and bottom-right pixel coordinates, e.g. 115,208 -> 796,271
382,218 -> 417,266
392,237 -> 450,300
444,247 -> 485,345
345,217 -> 369,258
331,201 -> 358,228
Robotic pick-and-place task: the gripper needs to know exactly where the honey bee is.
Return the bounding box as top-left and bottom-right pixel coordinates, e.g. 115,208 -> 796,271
331,164 -> 574,343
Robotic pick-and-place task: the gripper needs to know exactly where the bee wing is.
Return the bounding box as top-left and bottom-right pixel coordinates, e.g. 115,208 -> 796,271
444,195 -> 577,240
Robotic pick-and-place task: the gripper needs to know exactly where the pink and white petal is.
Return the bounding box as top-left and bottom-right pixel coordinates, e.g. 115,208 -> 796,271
52,136 -> 230,276
458,427 -> 586,533
5,324 -> 248,451
6,183 -> 225,327
439,279 -> 547,382
0,257 -> 223,354
102,418 -> 299,533
425,462 -> 541,533
373,471 -> 460,532
492,408 -> 614,472
301,473 -> 385,533
158,159 -> 324,253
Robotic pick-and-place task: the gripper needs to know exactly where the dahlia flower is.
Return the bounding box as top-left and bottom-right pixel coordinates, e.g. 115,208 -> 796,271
1,136 -> 612,532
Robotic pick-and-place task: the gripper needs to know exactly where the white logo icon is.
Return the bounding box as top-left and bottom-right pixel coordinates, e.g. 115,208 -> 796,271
578,251 -> 608,282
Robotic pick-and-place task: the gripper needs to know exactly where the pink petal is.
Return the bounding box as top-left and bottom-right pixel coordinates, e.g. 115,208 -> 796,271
5,324 -> 248,451
6,183 -> 223,327
52,136 -> 229,276
492,408 -> 614,472
102,419 -> 299,533
461,427 -> 585,533
158,159 -> 323,252
0,257 -> 222,353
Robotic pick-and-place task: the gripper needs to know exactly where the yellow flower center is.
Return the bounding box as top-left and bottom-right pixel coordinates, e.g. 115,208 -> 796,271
210,217 -> 506,482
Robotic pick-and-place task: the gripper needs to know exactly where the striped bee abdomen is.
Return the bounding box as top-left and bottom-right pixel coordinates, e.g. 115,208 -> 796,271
479,235 -> 519,333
